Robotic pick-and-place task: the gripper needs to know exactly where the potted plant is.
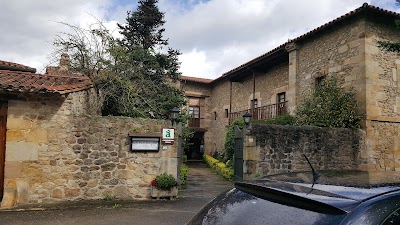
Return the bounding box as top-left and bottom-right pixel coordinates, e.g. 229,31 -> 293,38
150,173 -> 178,199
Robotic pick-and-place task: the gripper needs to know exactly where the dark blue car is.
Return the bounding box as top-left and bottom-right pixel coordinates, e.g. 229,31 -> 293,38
187,170 -> 400,225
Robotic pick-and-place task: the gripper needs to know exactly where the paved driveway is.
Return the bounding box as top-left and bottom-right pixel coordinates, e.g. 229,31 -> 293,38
0,161 -> 232,225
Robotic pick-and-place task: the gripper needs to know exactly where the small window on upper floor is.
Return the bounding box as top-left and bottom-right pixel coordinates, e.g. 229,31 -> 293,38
277,92 -> 286,104
189,106 -> 200,119
316,76 -> 326,88
214,111 -> 217,120
251,99 -> 258,109
225,109 -> 229,118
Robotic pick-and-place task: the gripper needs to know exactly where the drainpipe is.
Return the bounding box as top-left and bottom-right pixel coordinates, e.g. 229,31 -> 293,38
252,71 -> 256,114
229,81 -> 232,124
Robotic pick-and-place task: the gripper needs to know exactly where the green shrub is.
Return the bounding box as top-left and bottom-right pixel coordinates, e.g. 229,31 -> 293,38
203,155 -> 234,181
223,118 -> 245,162
180,164 -> 189,187
152,173 -> 177,190
103,194 -> 114,201
295,77 -> 362,128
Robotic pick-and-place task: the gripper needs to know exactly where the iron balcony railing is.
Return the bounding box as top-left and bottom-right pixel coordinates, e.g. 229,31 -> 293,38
229,101 -> 288,124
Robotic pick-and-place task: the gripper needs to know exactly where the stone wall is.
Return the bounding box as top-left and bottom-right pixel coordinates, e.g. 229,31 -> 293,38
363,18 -> 400,171
296,17 -> 366,115
2,90 -> 177,207
208,79 -> 231,153
243,124 -> 365,179
207,63 -> 288,154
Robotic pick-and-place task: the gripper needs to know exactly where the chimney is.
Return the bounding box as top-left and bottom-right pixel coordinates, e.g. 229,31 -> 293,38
59,53 -> 70,72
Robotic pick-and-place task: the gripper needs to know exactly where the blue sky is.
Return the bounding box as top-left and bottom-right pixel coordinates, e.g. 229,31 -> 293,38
0,0 -> 399,78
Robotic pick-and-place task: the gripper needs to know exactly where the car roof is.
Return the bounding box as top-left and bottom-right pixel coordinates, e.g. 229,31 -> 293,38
236,170 -> 400,212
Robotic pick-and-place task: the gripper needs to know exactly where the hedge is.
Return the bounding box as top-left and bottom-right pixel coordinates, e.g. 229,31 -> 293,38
203,155 -> 234,181
180,164 -> 189,186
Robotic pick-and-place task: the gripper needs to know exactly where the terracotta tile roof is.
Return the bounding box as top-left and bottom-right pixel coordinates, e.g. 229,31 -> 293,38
0,70 -> 93,94
219,3 -> 400,81
180,76 -> 213,84
0,60 -> 36,73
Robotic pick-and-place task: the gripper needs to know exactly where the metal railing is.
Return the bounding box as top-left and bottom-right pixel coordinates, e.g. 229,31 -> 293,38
229,101 -> 288,124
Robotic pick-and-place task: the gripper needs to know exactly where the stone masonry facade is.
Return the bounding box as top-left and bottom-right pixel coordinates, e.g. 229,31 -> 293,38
181,5 -> 400,172
2,90 -> 177,206
243,124 -> 365,179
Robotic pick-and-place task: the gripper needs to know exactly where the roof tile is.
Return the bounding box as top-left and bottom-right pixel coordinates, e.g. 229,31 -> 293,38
180,76 -> 213,84
0,60 -> 36,73
0,70 -> 93,94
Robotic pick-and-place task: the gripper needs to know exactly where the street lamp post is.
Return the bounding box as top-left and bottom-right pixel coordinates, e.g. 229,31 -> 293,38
170,107 -> 182,186
170,107 -> 180,127
242,112 -> 252,126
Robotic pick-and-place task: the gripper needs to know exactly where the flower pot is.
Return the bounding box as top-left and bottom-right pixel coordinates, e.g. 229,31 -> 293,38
151,186 -> 178,199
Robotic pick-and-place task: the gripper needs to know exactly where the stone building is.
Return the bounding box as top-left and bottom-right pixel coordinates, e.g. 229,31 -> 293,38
180,4 -> 400,171
0,55 -> 178,208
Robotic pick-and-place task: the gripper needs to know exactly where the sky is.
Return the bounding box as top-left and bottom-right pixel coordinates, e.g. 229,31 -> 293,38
0,0 -> 399,79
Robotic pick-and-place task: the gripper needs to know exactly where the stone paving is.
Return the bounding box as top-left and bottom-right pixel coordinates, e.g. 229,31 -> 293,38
0,161 -> 232,225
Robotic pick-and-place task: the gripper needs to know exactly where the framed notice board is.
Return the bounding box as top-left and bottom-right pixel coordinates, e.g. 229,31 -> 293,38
129,134 -> 161,152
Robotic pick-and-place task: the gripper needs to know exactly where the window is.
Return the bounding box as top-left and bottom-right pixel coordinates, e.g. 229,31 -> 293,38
214,111 -> 217,120
277,92 -> 286,115
225,109 -> 229,118
316,76 -> 326,88
189,106 -> 200,119
278,92 -> 286,104
189,106 -> 200,127
251,99 -> 258,109
382,207 -> 400,225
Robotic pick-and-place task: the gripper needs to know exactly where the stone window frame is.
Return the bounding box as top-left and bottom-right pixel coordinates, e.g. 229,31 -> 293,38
314,70 -> 328,89
277,92 -> 286,103
251,99 -> 258,109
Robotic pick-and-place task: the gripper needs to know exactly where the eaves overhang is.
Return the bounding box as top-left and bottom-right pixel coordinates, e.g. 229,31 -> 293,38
213,3 -> 400,84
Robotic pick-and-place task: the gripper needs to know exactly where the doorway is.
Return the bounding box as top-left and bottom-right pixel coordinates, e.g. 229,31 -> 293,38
186,132 -> 204,160
0,102 -> 7,201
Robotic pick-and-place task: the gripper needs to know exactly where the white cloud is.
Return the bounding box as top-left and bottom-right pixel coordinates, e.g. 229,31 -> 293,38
1,0 -> 398,79
0,0 -> 110,73
179,49 -> 216,77
161,0 -> 374,78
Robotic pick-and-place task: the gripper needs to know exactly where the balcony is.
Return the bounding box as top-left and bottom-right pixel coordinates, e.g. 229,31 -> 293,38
188,118 -> 200,127
229,101 -> 288,124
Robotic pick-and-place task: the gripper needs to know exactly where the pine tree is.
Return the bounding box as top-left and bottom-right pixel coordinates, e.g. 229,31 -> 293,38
118,0 -> 167,51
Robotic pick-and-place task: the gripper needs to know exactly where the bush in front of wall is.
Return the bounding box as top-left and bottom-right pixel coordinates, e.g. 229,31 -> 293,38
152,173 -> 177,190
295,77 -> 362,128
203,155 -> 234,181
223,118 -> 245,162
180,164 -> 189,187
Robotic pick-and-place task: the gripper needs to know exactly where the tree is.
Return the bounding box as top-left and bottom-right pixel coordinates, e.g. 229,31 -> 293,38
118,0 -> 167,51
295,77 -> 361,128
377,1 -> 400,52
52,0 -> 185,119
117,0 -> 181,82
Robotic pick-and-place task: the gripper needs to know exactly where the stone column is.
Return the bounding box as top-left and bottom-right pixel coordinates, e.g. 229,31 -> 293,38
285,42 -> 300,114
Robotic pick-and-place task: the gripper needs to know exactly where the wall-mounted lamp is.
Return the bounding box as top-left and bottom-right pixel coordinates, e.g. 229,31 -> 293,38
171,107 -> 180,127
242,112 -> 252,125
